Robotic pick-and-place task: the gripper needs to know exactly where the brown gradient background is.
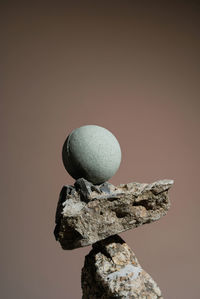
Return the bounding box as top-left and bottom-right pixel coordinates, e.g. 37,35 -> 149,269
1,1 -> 200,298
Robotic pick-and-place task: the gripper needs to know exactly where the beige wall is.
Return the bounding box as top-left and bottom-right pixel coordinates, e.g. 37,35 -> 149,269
1,1 -> 200,298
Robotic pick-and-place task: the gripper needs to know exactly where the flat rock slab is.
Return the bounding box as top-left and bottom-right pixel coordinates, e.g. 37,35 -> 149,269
82,235 -> 163,298
54,178 -> 173,250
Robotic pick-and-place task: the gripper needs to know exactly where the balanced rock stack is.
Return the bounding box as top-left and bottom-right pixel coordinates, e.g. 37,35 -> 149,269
54,125 -> 174,298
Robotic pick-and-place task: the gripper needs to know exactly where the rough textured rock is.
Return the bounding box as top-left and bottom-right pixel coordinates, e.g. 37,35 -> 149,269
54,178 -> 173,250
82,235 -> 163,298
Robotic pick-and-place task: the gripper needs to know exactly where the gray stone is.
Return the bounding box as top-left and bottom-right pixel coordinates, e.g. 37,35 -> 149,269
62,125 -> 121,184
81,235 -> 163,298
54,178 -> 173,250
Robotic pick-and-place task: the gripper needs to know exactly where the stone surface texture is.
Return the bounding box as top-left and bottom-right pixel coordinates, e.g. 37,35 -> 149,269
62,125 -> 121,184
81,235 -> 163,299
54,178 -> 173,250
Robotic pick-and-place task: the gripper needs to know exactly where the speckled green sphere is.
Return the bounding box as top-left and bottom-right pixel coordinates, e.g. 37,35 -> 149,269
62,125 -> 121,184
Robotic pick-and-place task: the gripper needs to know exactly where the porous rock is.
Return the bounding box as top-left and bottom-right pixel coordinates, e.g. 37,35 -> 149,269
54,178 -> 173,250
81,235 -> 163,298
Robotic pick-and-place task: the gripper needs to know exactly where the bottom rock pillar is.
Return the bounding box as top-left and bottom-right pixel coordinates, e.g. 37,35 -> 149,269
81,235 -> 163,299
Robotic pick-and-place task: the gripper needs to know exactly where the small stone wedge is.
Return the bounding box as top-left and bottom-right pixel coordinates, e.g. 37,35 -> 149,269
54,178 -> 173,250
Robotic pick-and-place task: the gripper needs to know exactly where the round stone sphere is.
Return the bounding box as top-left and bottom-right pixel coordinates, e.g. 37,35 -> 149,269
62,125 -> 121,184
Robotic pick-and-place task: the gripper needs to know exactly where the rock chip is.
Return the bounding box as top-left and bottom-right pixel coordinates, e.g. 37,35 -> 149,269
54,178 -> 173,250
81,235 -> 163,298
